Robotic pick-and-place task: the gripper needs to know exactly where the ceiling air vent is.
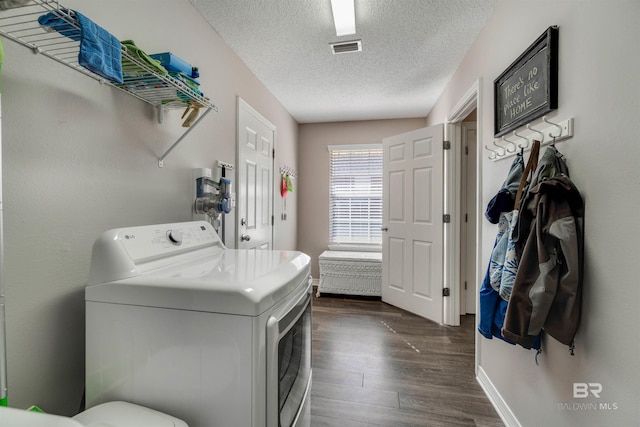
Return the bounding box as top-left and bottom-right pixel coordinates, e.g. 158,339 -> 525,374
330,39 -> 362,54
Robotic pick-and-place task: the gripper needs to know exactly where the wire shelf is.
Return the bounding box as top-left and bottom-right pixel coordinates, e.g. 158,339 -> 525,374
0,0 -> 217,112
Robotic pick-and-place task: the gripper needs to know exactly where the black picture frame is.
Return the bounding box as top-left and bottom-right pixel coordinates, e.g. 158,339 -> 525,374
494,26 -> 558,137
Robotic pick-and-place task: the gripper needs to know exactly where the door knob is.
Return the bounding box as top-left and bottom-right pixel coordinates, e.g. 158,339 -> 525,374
240,234 -> 251,242
240,218 -> 247,226
381,227 -> 388,231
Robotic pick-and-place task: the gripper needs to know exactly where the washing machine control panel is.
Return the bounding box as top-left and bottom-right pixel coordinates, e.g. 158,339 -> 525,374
117,221 -> 224,263
167,230 -> 184,245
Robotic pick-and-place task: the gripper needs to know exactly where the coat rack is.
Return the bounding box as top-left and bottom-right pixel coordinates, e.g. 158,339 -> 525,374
486,116 -> 574,161
279,166 -> 297,177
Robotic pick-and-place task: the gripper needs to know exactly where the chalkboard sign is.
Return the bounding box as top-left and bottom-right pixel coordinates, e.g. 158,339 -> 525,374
494,26 -> 558,137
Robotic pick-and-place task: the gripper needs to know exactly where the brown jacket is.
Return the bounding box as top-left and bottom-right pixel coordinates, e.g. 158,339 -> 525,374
502,175 -> 584,349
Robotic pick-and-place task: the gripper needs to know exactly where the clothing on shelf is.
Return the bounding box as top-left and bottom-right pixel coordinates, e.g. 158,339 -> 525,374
39,9 -> 124,84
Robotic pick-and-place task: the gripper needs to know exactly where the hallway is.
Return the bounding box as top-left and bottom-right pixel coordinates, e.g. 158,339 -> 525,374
310,294 -> 503,427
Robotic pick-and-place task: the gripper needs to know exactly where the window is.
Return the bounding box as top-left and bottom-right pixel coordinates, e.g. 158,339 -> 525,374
328,144 -> 383,246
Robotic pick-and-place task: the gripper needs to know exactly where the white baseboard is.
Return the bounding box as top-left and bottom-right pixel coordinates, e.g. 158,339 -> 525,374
477,366 -> 521,427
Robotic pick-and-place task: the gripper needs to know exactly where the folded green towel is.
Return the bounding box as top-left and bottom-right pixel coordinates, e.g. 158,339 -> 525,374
120,39 -> 168,76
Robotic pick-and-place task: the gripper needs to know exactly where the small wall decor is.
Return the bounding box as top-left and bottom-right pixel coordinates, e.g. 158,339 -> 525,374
279,166 -> 297,178
279,166 -> 296,221
494,26 -> 559,137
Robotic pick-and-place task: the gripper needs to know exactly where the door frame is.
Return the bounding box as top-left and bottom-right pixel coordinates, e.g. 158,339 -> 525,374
236,97 -> 276,249
460,121 -> 477,316
443,80 -> 483,328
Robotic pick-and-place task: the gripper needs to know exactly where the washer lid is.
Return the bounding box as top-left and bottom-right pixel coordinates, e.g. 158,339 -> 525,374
73,402 -> 187,427
0,407 -> 83,427
86,247 -> 310,316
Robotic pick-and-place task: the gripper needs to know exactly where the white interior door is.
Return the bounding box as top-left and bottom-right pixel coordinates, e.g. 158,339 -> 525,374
237,98 -> 275,250
382,124 -> 444,323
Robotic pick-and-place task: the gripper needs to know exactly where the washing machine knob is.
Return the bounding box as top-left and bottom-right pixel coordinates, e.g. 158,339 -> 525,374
167,230 -> 183,245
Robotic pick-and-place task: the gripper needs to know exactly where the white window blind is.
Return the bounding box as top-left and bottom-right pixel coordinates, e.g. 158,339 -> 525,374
329,145 -> 383,245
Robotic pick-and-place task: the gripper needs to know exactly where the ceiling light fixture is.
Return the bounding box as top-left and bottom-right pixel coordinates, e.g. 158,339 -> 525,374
330,0 -> 356,36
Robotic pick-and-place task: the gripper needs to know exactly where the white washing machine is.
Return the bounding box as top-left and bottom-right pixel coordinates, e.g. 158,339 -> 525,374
85,221 -> 312,427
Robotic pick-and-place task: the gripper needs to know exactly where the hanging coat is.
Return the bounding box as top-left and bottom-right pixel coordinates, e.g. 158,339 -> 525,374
502,174 -> 584,349
479,153 -> 524,344
512,146 -> 570,259
485,152 -> 525,224
486,153 -> 525,294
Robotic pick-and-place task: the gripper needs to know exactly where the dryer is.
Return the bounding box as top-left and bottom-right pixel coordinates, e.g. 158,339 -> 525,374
85,221 -> 311,427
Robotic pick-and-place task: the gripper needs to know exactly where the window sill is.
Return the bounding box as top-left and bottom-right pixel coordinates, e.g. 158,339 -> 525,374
328,244 -> 382,252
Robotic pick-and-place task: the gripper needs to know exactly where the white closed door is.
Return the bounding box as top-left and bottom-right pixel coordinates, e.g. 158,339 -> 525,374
382,124 -> 444,323
237,98 -> 275,250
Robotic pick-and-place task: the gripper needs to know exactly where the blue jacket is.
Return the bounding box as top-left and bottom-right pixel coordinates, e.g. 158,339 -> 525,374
479,259 -> 540,349
479,152 -> 541,349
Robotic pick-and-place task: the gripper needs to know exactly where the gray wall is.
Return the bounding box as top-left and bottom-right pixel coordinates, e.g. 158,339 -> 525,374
427,1 -> 640,425
2,0 -> 298,415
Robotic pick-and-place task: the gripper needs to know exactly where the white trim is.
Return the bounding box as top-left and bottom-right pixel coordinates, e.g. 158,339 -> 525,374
327,143 -> 382,151
459,121 -> 478,317
442,122 -> 460,326
443,79 -> 481,327
0,93 -> 6,405
474,82 -> 483,372
327,244 -> 382,252
237,97 -> 277,132
477,366 -> 521,427
448,80 -> 480,123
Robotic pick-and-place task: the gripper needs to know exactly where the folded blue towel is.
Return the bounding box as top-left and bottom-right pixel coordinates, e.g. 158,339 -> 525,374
37,9 -> 78,39
38,9 -> 123,84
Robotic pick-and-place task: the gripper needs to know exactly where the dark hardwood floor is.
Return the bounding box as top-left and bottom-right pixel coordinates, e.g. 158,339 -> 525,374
310,293 -> 504,427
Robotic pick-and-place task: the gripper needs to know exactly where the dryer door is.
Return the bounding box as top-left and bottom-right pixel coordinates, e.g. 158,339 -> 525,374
266,280 -> 312,427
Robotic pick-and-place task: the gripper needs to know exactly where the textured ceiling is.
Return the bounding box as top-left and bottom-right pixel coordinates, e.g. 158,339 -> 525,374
189,0 -> 498,123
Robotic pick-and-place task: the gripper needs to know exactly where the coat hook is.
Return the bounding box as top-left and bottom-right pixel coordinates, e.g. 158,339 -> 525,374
502,136 -> 521,153
485,144 -> 498,160
493,139 -> 510,157
542,116 -> 563,139
526,123 -> 545,143
501,135 -> 517,153
513,130 -> 529,149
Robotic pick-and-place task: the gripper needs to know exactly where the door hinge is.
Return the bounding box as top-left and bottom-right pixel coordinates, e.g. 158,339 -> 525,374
443,214 -> 451,223
272,215 -> 274,225
443,287 -> 450,297
272,148 -> 275,159
464,281 -> 468,290
465,213 -> 468,223
465,145 -> 469,155
443,140 -> 451,150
